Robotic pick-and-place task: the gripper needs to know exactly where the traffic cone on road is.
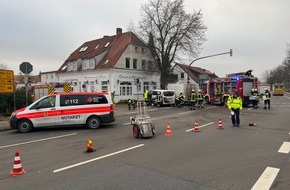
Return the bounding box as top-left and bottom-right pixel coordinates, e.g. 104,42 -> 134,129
10,151 -> 26,176
217,118 -> 224,129
85,139 -> 95,153
165,123 -> 173,136
193,120 -> 200,132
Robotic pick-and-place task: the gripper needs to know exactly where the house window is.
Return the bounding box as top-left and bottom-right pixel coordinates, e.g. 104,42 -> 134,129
135,46 -> 138,52
46,74 -> 48,79
142,60 -> 146,70
148,61 -> 153,71
51,73 -> 53,79
90,81 -> 95,92
79,46 -> 88,52
133,59 -> 137,69
142,47 -> 146,54
151,82 -> 157,90
95,44 -> 99,49
83,59 -> 95,69
103,59 -> 109,65
143,82 -> 149,92
125,57 -> 130,68
104,42 -> 110,48
120,82 -> 132,96
181,72 -> 184,79
101,81 -> 108,92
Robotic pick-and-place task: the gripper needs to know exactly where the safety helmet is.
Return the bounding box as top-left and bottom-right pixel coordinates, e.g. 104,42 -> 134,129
251,88 -> 254,91
192,89 -> 195,92
254,89 -> 257,91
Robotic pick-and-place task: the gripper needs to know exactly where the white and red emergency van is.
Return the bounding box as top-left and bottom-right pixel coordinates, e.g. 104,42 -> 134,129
10,92 -> 115,133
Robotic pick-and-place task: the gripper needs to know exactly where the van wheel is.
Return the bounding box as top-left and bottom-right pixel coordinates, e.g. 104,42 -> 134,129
17,119 -> 33,133
87,116 -> 101,129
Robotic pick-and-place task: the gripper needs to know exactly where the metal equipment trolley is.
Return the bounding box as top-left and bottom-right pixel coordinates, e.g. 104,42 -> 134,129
130,101 -> 155,138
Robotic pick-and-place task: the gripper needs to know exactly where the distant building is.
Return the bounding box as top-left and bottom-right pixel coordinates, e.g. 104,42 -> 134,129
171,62 -> 217,86
39,71 -> 58,85
56,28 -> 160,102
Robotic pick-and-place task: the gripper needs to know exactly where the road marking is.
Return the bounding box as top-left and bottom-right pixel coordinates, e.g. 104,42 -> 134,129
205,106 -> 216,109
123,118 -> 156,126
0,133 -> 77,149
248,108 -> 253,110
251,167 -> 280,190
185,122 -> 214,132
278,142 -> 290,154
53,144 -> 145,173
178,111 -> 192,115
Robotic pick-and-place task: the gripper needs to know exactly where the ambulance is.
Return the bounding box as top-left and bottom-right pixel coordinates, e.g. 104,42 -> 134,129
10,92 -> 115,133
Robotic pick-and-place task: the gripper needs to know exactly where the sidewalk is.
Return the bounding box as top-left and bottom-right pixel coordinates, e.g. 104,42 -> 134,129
0,103 -> 129,132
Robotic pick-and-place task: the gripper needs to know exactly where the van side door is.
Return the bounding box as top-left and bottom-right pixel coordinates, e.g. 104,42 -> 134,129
29,95 -> 57,127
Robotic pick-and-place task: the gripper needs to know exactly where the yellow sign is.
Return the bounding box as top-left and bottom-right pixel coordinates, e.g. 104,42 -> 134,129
0,69 -> 14,93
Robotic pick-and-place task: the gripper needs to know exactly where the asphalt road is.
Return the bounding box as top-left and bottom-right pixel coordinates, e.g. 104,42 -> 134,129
0,94 -> 290,190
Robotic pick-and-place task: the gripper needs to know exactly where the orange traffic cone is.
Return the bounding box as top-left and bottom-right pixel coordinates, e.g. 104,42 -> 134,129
217,118 -> 224,129
165,123 -> 173,136
10,151 -> 26,176
193,120 -> 200,132
85,140 -> 95,153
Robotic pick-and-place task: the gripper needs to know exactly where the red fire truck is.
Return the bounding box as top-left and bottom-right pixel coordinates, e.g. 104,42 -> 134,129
202,71 -> 258,106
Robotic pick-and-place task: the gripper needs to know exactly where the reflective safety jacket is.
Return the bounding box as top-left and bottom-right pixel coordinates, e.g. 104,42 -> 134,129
197,92 -> 203,100
143,90 -> 149,100
227,96 -> 243,110
190,92 -> 196,102
176,94 -> 185,101
265,92 -> 271,100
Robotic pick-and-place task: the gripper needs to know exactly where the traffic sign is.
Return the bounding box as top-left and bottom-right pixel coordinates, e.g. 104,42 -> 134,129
0,69 -> 14,93
20,62 -> 33,74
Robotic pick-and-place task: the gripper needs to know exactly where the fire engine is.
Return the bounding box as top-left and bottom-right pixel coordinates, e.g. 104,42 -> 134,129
29,83 -> 72,102
202,70 -> 258,106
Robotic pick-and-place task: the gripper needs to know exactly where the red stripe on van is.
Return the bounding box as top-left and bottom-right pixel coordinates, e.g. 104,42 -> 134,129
16,106 -> 112,119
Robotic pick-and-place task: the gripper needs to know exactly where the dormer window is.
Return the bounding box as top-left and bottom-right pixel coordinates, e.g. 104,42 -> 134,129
104,42 -> 110,48
103,59 -> 109,65
79,46 -> 88,52
83,59 -> 95,70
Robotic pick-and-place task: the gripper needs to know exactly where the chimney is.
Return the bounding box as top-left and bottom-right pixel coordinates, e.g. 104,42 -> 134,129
116,28 -> 122,36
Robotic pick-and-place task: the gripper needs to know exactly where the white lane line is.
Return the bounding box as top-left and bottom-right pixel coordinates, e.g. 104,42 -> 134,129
248,107 -> 253,110
53,144 -> 145,173
278,142 -> 290,154
123,118 -> 156,126
251,167 -> 280,190
178,111 -> 192,115
205,106 -> 216,109
0,133 -> 77,149
185,122 -> 214,132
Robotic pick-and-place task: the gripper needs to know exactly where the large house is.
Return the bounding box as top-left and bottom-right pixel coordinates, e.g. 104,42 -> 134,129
171,62 -> 217,86
56,28 -> 160,103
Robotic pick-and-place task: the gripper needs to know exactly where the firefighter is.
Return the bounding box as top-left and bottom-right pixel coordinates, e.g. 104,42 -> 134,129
250,88 -> 259,108
227,92 -> 243,127
143,90 -> 149,105
197,89 -> 204,108
263,89 -> 271,109
189,89 -> 196,110
156,91 -> 162,107
128,98 -> 136,110
175,92 -> 185,107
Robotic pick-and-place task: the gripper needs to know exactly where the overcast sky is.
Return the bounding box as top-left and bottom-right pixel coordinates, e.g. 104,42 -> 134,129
1,0 -> 289,80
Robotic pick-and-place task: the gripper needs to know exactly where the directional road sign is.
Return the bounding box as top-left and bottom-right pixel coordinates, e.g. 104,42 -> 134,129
0,69 -> 14,93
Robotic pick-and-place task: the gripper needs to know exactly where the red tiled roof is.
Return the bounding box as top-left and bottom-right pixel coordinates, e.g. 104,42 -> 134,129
57,28 -> 147,73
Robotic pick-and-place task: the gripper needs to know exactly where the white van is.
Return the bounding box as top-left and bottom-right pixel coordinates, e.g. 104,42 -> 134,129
149,90 -> 175,106
10,92 -> 115,133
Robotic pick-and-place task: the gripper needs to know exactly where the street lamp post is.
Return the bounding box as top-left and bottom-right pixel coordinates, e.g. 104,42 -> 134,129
187,49 -> 233,84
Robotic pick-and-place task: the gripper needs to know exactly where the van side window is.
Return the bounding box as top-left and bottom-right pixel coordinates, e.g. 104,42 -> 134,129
60,95 -> 84,106
85,95 -> 108,104
60,94 -> 108,106
31,96 -> 56,109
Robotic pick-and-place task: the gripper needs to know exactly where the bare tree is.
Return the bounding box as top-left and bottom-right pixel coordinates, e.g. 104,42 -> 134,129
0,63 -> 9,70
136,0 -> 206,88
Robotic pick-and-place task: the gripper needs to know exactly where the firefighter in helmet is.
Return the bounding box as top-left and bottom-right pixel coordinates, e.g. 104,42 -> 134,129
197,89 -> 204,108
156,91 -> 162,107
189,89 -> 197,110
263,88 -> 271,109
175,91 -> 185,107
128,98 -> 136,110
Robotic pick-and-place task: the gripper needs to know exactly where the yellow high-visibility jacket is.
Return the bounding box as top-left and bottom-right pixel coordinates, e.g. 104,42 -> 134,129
227,96 -> 243,110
